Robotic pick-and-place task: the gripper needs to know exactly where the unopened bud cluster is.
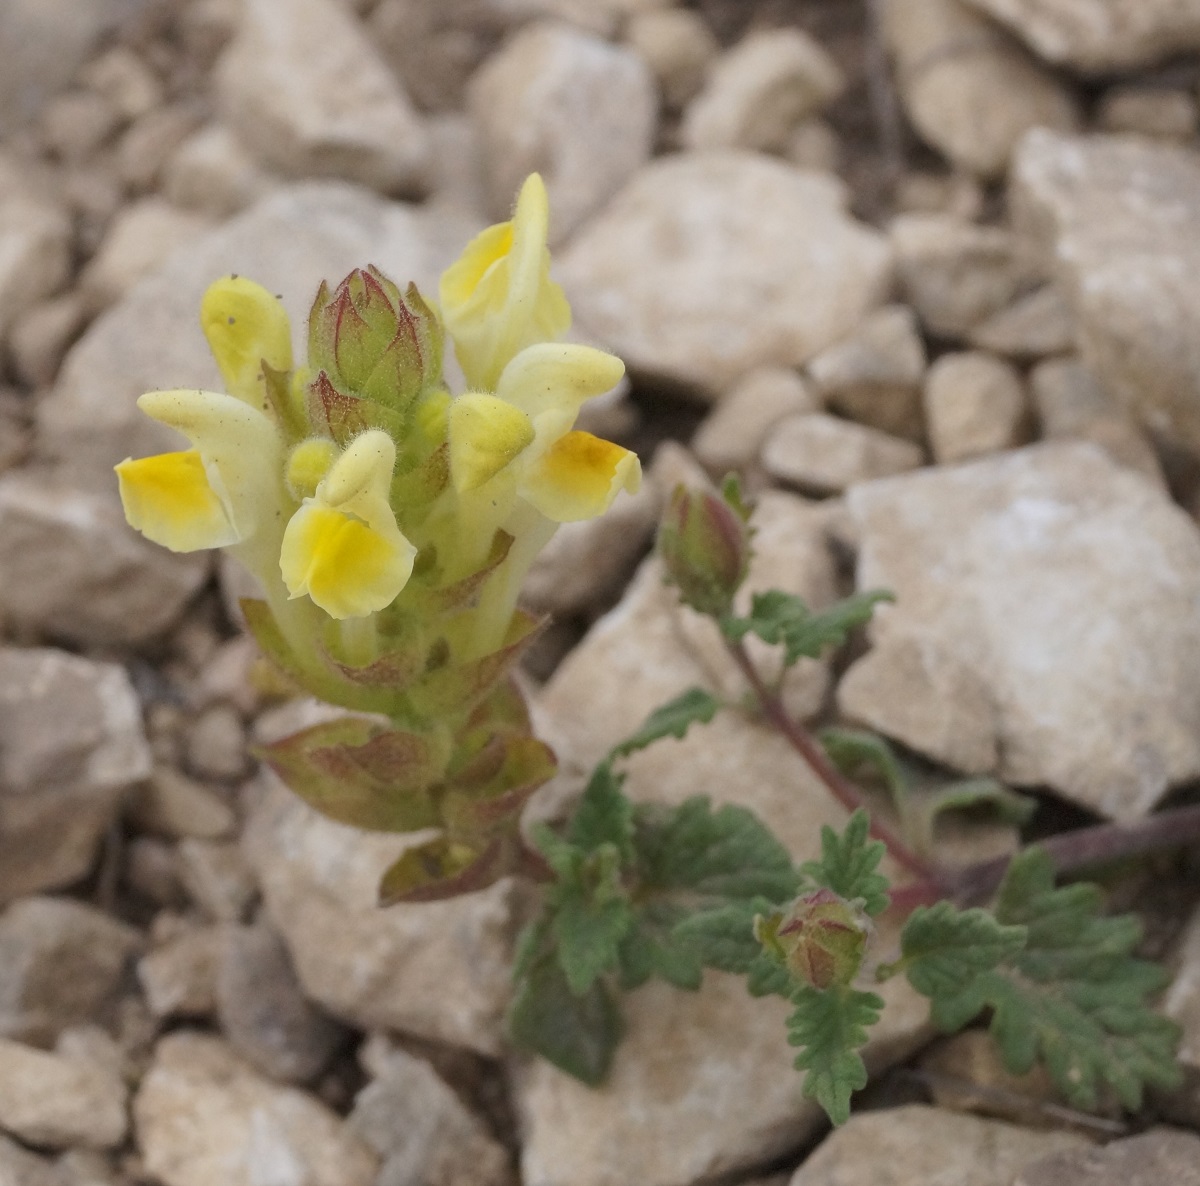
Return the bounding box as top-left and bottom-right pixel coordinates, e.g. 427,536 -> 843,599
757,888 -> 873,991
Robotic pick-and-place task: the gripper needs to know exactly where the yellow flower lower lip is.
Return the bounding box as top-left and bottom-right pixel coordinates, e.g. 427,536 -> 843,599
521,430 -> 641,522
116,448 -> 238,552
280,502 -> 417,619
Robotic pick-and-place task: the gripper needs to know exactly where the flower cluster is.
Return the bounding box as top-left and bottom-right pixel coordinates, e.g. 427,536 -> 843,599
116,175 -> 640,901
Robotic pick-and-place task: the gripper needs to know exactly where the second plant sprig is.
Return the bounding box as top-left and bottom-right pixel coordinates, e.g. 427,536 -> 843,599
512,477 -> 1183,1124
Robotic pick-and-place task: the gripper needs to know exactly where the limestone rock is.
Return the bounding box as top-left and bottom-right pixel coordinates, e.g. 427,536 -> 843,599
1011,129 -> 1200,459
468,22 -> 656,244
39,183 -> 480,484
216,924 -> 349,1084
1165,902 -> 1200,1091
216,0 -> 428,196
625,8 -> 719,111
761,413 -> 923,495
523,551 -> 931,1186
128,767 -> 236,842
134,1032 -> 378,1186
680,28 -> 844,153
0,1132 -> 61,1186
838,634 -> 999,775
884,0 -> 1078,178
243,776 -> 521,1056
967,285 -> 1075,360
0,1037 -> 127,1151
789,1104 -> 1085,1186
0,470 -> 210,647
559,153 -> 892,399
8,292 -> 88,389
923,351 -> 1026,464
0,196 -> 72,344
0,0 -> 149,133
917,1030 -> 1056,1124
0,897 -> 139,1046
1030,357 -> 1164,485
0,648 -> 151,903
847,442 -> 1200,819
350,1047 -> 511,1186
163,123 -> 279,219
889,214 -> 1042,340
523,481 -> 659,617
79,198 -> 211,314
962,0 -> 1200,72
692,367 -> 819,474
137,926 -> 222,1020
1097,86 -> 1198,140
1015,1129 -> 1200,1186
178,839 -> 257,923
807,305 -> 927,440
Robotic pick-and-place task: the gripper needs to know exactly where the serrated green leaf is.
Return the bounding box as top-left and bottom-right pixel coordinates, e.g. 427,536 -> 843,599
787,985 -> 884,1125
617,901 -> 703,991
609,688 -> 724,760
800,809 -> 890,917
671,898 -> 797,998
552,878 -> 634,996
721,589 -> 892,667
819,727 -> 909,815
567,761 -> 634,861
919,847 -> 1182,1111
508,951 -> 624,1086
633,796 -> 801,904
888,900 -> 1027,998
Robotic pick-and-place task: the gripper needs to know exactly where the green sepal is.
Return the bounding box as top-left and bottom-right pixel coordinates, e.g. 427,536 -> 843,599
721,588 -> 893,667
305,370 -> 407,447
787,984 -> 884,1125
417,530 -> 513,616
609,687 -> 723,761
257,717 -> 443,833
440,735 -> 557,834
800,809 -> 890,917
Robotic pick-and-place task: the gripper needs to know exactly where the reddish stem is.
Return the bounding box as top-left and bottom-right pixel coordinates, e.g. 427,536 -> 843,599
726,639 -> 946,890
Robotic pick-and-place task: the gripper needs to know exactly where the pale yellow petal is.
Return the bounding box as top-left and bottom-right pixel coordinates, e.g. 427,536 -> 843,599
200,275 -> 293,404
438,174 -> 571,391
318,429 -> 395,510
495,342 -> 625,421
137,388 -> 284,540
116,449 -> 238,552
521,431 -> 641,522
280,502 -> 416,619
448,393 -> 535,493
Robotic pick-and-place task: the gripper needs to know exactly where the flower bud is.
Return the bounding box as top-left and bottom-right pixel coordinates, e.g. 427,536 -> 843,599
657,483 -> 750,616
757,888 -> 872,991
308,266 -> 443,411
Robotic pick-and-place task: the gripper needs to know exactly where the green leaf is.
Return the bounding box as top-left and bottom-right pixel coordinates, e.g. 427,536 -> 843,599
617,900 -> 703,991
887,900 -> 1027,998
671,898 -> 794,998
377,834 -> 506,904
721,589 -> 893,667
787,985 -> 884,1125
633,796 -> 800,905
922,777 -> 1037,833
508,950 -> 624,1086
550,843 -> 635,996
568,761 -> 634,862
609,688 -> 723,760
917,848 -> 1182,1110
800,810 -> 890,917
819,727 -> 909,815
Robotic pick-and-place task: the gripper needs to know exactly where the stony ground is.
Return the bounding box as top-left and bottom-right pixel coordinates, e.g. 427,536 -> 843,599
4,0 -> 1200,1184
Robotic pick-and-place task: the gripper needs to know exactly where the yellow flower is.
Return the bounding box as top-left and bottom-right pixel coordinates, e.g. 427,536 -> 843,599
439,173 -> 571,392
200,275 -> 293,404
447,342 -> 641,522
280,430 -> 417,619
116,388 -> 284,552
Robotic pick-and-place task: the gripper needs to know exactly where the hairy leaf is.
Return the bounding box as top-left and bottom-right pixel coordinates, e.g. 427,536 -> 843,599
568,761 -> 634,862
609,688 -> 724,760
917,848 -> 1182,1110
508,951 -> 624,1086
819,727 -> 908,815
549,844 -> 634,996
886,900 -> 1027,997
633,796 -> 800,905
722,589 -> 892,667
800,810 -> 890,917
617,900 -> 703,991
672,898 -> 795,997
787,985 -> 884,1125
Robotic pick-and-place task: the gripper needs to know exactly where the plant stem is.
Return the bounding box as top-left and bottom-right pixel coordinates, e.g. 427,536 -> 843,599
948,801 -> 1200,905
726,638 -> 945,889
